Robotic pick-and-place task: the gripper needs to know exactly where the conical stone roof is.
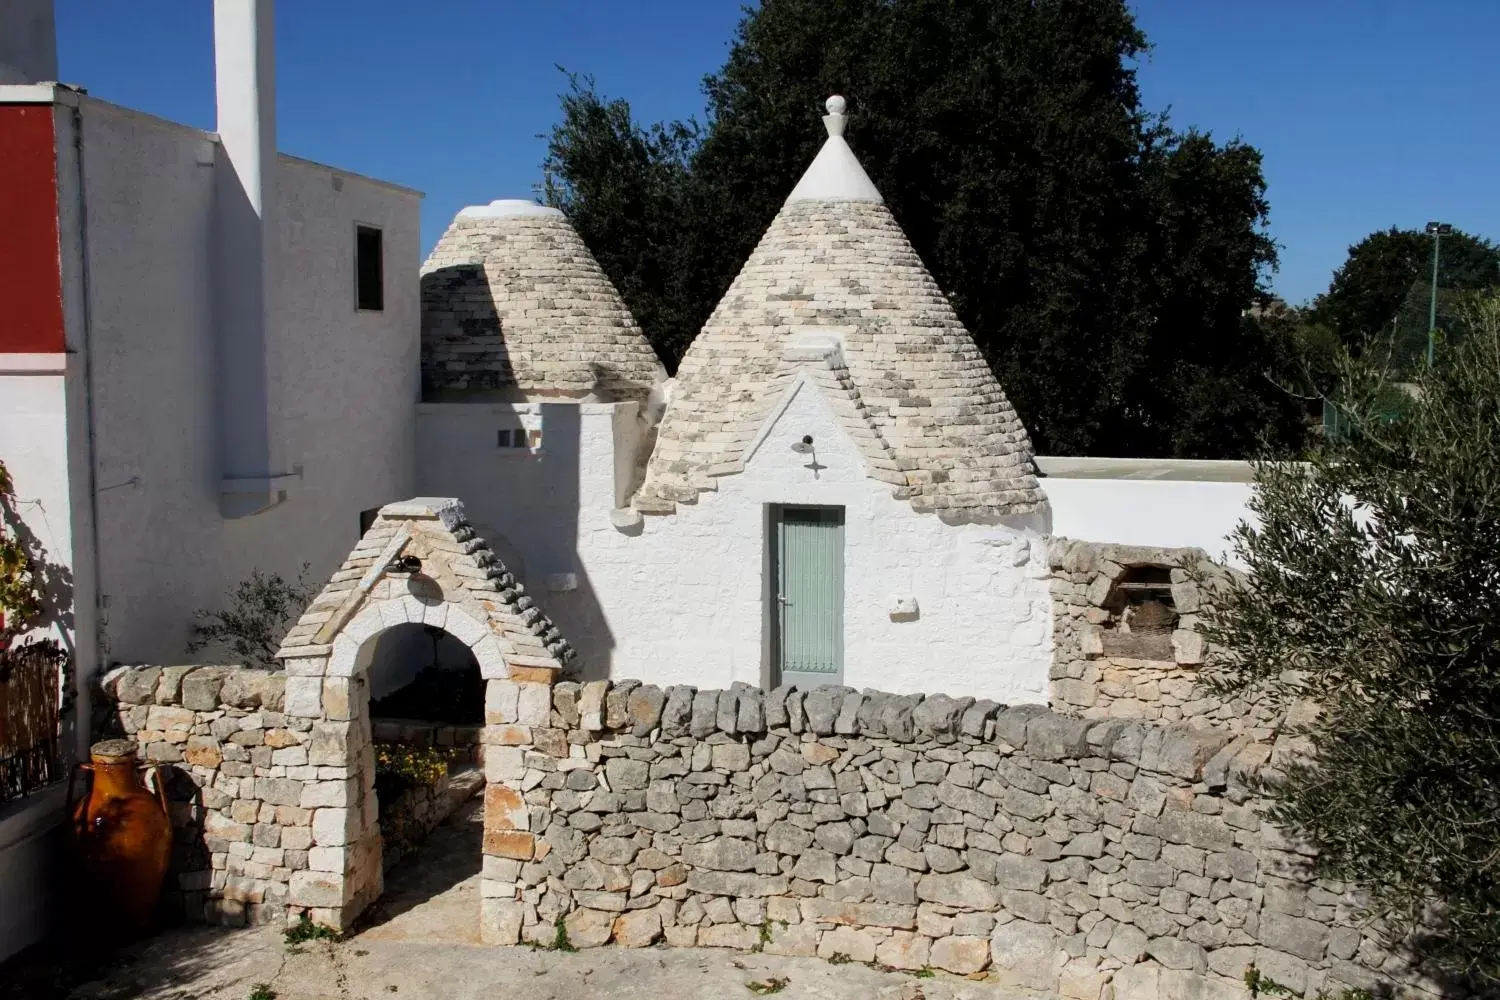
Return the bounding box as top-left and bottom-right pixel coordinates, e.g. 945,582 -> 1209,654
634,97 -> 1045,520
421,200 -> 665,401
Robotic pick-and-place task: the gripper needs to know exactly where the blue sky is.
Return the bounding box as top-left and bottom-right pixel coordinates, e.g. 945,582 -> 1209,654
55,0 -> 1500,306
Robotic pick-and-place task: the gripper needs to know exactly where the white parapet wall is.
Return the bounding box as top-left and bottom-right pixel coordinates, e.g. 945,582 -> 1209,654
1036,457 -> 1256,566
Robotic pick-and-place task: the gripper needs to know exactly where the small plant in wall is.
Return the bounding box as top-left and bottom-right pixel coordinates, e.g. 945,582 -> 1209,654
188,563 -> 314,669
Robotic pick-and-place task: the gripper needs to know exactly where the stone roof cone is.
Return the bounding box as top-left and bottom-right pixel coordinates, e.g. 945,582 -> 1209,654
421,200 -> 666,401
634,97 -> 1045,520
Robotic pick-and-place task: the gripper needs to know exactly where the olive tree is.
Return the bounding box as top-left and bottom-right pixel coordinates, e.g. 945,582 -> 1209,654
1199,294 -> 1500,985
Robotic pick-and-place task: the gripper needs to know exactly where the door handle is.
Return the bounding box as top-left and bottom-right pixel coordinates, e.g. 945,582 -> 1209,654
777,594 -> 791,606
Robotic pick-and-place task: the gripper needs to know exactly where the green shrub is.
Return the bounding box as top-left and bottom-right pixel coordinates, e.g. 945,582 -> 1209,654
188,565 -> 314,669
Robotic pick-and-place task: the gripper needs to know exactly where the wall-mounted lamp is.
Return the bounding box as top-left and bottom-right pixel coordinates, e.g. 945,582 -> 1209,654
790,434 -> 815,454
388,554 -> 422,575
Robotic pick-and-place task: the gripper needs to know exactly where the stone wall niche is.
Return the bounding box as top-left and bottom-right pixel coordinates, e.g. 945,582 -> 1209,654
1047,539 -> 1271,733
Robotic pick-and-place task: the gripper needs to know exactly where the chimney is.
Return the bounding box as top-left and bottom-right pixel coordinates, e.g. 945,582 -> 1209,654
213,0 -> 291,516
0,0 -> 58,85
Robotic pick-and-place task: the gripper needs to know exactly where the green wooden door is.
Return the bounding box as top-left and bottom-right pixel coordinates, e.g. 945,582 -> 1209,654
771,505 -> 844,688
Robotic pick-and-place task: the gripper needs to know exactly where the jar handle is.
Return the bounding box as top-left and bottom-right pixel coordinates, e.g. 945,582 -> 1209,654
143,764 -> 170,816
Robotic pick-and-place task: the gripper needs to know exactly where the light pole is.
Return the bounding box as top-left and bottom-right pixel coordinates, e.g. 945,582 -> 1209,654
1425,221 -> 1452,366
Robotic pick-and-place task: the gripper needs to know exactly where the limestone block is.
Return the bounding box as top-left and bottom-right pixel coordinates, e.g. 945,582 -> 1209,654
481,899 -> 523,945
564,907 -> 614,948
612,908 -> 662,947
484,783 -> 529,832
1158,970 -> 1245,1000
578,680 -> 609,731
116,667 -> 161,705
1058,957 -> 1108,1000
181,669 -> 227,711
989,920 -> 1066,991
516,682 -> 552,726
930,935 -> 989,974
484,830 -> 536,861
283,676 -> 323,718
627,685 -> 666,736
816,925 -> 878,963
289,870 -> 346,909
799,899 -> 915,929
763,921 -> 820,957
311,807 -> 355,847
308,722 -> 352,767
300,778 -> 356,809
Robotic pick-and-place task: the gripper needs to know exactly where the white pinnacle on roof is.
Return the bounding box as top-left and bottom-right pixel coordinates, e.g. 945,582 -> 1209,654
634,96 -> 1045,521
457,199 -> 566,220
785,96 -> 884,205
421,200 -> 666,401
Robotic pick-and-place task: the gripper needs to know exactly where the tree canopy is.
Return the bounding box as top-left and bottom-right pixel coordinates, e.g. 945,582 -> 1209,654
1309,225 -> 1500,367
541,0 -> 1305,459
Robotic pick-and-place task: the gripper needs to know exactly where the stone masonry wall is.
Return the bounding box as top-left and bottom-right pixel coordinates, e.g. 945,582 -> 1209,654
96,663 -> 347,927
1048,539 -> 1280,737
506,679 -> 1448,999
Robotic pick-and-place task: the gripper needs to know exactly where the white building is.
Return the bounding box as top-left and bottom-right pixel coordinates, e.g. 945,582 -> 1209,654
0,0 -> 1259,962
415,99 -> 1235,703
0,0 -> 418,961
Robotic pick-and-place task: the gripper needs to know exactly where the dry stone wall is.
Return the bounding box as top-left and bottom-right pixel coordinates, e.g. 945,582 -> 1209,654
508,679 -> 1447,999
97,663 -> 358,928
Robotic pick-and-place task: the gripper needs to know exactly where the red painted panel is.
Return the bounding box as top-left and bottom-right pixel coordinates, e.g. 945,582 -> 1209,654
0,104 -> 64,353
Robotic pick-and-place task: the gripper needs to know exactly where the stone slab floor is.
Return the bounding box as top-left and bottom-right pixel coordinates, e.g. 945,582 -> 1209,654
4,799 -> 1056,1000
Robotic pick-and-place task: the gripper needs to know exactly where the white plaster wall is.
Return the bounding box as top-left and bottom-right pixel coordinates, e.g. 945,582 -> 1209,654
1042,477 -> 1253,565
0,0 -> 57,85
77,97 -> 419,665
0,370 -> 73,644
418,387 -> 1053,703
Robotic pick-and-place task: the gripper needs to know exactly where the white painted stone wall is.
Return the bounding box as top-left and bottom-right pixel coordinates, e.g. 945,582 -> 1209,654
0,367 -> 73,644
0,0 -> 56,85
71,96 -> 420,666
1039,463 -> 1254,567
419,383 -> 1053,703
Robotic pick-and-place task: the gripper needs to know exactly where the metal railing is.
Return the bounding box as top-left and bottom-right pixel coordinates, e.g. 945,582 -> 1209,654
0,641 -> 63,805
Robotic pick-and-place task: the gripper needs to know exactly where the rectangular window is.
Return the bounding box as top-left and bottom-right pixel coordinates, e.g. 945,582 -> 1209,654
497,429 -> 512,448
356,224 -> 384,311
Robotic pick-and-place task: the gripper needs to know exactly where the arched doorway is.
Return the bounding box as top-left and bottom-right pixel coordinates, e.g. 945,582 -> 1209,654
270,498 -> 573,937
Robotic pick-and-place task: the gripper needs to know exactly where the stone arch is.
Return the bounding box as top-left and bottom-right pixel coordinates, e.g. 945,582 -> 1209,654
328,596 -> 512,682
270,498 -> 574,932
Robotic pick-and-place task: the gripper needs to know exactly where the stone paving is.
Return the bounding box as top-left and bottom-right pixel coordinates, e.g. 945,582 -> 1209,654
47,925 -> 1053,1000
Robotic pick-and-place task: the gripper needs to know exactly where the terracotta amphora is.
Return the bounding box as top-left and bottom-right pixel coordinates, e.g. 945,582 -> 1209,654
67,738 -> 173,938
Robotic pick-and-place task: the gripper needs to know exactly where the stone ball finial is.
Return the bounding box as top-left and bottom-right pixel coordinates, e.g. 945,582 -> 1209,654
822,95 -> 848,138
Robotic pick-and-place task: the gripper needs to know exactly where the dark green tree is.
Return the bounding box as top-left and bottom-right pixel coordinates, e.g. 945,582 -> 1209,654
542,0 -> 1302,459
541,74 -> 699,365
1199,294 -> 1500,986
1309,225 -> 1500,364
